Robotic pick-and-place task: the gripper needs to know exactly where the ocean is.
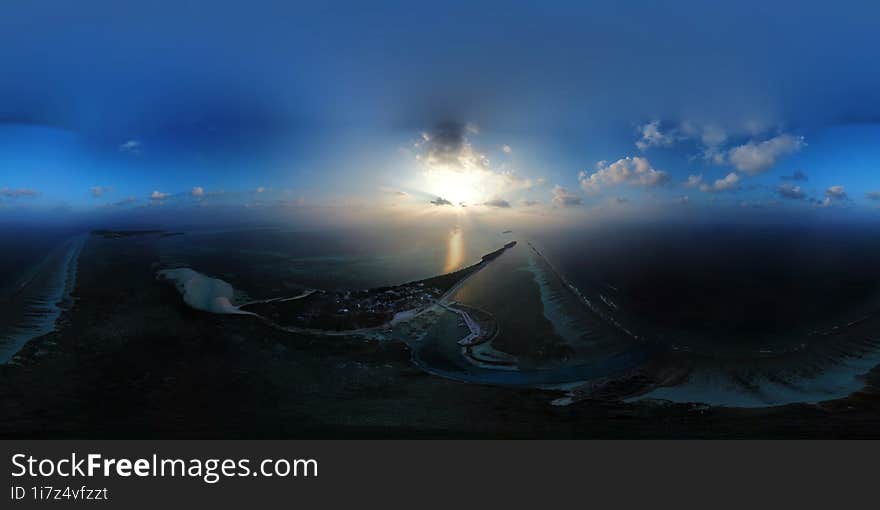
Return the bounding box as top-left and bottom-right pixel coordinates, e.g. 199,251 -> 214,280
151,224 -> 502,299
5,220 -> 880,407
528,222 -> 880,406
0,226 -> 86,362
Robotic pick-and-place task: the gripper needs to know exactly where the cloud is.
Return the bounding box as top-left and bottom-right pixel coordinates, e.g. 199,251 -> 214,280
502,145 -> 512,154
866,191 -> 880,201
727,134 -> 805,175
826,185 -> 847,200
578,156 -> 669,194
551,185 -> 582,207
483,198 -> 511,208
781,170 -> 808,181
150,190 -> 170,201
635,120 -> 677,151
415,123 -> 544,201
1,187 -> 40,198
818,185 -> 848,207
106,196 -> 138,208
699,172 -> 740,192
679,196 -> 689,204
521,199 -> 540,207
639,122 -> 803,173
378,186 -> 409,198
698,125 -> 729,150
256,186 -> 266,193
498,173 -> 545,191
615,197 -> 628,204
90,186 -> 113,198
191,186 -> 205,198
777,183 -> 806,199
691,124 -> 729,164
641,121 -> 728,162
430,196 -> 453,206
683,174 -> 703,188
119,139 -> 141,155
416,122 -> 490,172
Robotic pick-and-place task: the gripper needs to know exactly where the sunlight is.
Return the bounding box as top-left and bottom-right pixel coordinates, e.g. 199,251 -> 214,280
424,167 -> 483,206
442,227 -> 465,273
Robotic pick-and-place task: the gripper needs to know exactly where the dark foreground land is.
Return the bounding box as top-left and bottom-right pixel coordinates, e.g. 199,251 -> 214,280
2,233 -> 880,438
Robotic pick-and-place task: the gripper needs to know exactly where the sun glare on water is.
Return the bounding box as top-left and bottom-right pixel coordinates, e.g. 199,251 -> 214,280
443,228 -> 465,273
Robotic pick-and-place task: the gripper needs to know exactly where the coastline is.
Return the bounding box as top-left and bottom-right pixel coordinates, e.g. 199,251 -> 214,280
1,233 -> 86,364
4,230 -> 880,438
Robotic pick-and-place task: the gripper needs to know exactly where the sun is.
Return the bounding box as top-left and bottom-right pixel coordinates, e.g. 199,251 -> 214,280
424,167 -> 483,206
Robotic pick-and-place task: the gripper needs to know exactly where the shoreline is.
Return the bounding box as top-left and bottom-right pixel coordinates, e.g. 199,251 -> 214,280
4,229 -> 880,437
2,233 -> 86,364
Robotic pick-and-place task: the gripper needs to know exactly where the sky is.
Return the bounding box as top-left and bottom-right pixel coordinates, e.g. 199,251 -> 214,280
2,0 -> 880,227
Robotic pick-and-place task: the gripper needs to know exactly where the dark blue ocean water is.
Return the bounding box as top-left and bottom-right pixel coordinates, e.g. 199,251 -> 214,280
0,225 -> 86,362
5,220 -> 880,407
153,224 -> 502,298
530,223 -> 880,351
526,223 -> 880,406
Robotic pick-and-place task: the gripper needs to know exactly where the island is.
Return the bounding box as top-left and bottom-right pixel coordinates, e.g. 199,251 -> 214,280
238,241 -> 516,332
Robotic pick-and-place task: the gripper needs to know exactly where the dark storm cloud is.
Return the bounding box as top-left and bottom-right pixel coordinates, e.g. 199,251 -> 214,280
430,197 -> 453,206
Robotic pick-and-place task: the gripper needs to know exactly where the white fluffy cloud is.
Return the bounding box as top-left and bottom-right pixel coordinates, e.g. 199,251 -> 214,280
818,185 -> 848,207
638,120 -> 729,164
578,156 -> 669,194
551,185 -> 582,207
635,120 -> 677,151
635,120 -> 803,175
150,190 -> 169,201
727,134 -> 805,175
826,185 -> 847,199
699,172 -> 740,192
191,186 -> 205,198
683,174 -> 703,188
